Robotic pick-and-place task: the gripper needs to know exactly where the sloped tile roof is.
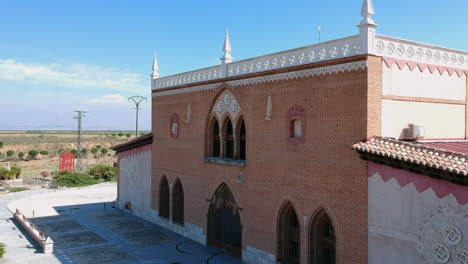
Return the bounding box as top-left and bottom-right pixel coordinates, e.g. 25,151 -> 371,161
352,137 -> 468,181
419,141 -> 468,156
111,133 -> 152,153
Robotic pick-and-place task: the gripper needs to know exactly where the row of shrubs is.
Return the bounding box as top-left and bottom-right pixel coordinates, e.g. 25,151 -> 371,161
0,166 -> 22,180
0,150 -> 48,160
52,164 -> 117,187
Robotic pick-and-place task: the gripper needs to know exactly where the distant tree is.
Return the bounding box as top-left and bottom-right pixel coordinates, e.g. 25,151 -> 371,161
81,148 -> 88,157
6,150 -> 14,158
96,145 -> 101,149
90,148 -> 98,154
18,152 -> 24,159
28,150 -> 39,159
71,149 -> 77,155
0,141 -> 3,148
140,132 -> 144,136
126,133 -> 131,137
100,148 -> 108,155
118,132 -> 124,137
39,150 -> 48,155
111,134 -> 116,137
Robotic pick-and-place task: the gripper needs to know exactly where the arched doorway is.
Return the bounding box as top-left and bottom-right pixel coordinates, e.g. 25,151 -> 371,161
207,183 -> 242,257
159,176 -> 169,218
309,209 -> 336,264
172,179 -> 184,224
277,202 -> 300,264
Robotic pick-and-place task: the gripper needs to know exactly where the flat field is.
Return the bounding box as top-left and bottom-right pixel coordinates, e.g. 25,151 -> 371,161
0,131 -> 144,178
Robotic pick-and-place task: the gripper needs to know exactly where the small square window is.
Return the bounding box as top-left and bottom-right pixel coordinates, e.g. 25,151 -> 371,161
287,105 -> 306,144
291,119 -> 302,138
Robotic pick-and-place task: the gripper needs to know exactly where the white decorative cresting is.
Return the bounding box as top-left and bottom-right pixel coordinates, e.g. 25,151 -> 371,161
357,0 -> 378,55
153,60 -> 367,97
221,29 -> 234,64
375,35 -> 468,70
153,35 -> 360,90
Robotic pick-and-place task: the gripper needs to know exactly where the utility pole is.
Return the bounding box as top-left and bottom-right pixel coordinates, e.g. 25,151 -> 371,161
128,96 -> 147,137
73,111 -> 87,172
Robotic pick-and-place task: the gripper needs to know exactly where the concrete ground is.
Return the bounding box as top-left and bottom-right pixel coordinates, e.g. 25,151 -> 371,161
0,183 -> 241,264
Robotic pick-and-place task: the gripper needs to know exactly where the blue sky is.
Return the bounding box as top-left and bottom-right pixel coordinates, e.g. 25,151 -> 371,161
0,0 -> 466,130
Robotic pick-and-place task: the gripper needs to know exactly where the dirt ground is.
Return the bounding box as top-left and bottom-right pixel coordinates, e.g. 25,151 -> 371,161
0,132 -> 136,178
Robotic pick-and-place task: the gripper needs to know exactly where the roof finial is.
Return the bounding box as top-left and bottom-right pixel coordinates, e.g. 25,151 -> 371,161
220,29 -> 233,64
152,53 -> 160,79
357,0 -> 377,55
360,0 -> 375,25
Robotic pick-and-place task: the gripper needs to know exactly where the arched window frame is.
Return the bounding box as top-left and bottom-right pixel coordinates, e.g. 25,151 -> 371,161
309,208 -> 336,264
158,176 -> 170,219
171,178 -> 184,225
205,88 -> 247,163
287,105 -> 307,144
277,201 -> 301,263
170,113 -> 179,139
222,116 -> 235,159
236,116 -> 246,160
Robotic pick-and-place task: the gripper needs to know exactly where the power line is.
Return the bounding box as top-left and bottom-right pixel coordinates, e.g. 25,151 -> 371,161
128,96 -> 147,137
73,110 -> 87,172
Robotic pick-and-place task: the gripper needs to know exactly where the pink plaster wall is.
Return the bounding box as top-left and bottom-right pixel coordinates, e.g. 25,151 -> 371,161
368,162 -> 468,205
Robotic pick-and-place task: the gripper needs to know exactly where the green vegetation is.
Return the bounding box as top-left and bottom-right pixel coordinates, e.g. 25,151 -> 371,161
17,152 -> 24,159
71,149 -> 77,155
100,148 -> 108,155
0,243 -> 5,258
0,166 -> 21,180
0,141 -> 3,148
90,148 -> 98,154
96,145 -> 101,149
28,149 -> 39,159
7,187 -> 30,192
118,132 -> 124,137
52,172 -> 99,187
88,164 -> 117,182
39,150 -> 49,155
6,150 -> 14,157
126,133 -> 131,137
81,148 -> 87,156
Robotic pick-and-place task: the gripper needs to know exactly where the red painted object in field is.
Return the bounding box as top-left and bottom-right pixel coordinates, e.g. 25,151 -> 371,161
59,152 -> 75,172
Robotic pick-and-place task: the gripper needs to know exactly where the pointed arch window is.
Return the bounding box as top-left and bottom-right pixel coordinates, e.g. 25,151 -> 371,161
224,118 -> 234,159
206,90 -> 246,165
309,210 -> 336,264
172,179 -> 184,225
238,118 -> 246,160
159,176 -> 170,219
212,119 -> 221,157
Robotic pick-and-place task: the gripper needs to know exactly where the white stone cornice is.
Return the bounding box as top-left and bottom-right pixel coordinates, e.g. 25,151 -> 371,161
375,35 -> 468,70
153,35 -> 360,90
152,60 -> 367,97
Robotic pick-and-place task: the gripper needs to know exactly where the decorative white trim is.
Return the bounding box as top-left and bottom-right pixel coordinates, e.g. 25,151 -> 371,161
375,35 -> 468,70
153,35 -> 361,90
153,60 -> 367,97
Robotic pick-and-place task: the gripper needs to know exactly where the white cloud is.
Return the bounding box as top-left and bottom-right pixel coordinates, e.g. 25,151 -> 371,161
87,94 -> 129,105
0,58 -> 148,93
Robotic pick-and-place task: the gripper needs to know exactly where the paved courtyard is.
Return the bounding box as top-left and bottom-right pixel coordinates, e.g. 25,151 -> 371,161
0,184 -> 241,264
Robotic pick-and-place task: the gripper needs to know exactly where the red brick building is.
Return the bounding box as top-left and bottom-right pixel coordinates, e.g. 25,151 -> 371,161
113,1 -> 468,263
